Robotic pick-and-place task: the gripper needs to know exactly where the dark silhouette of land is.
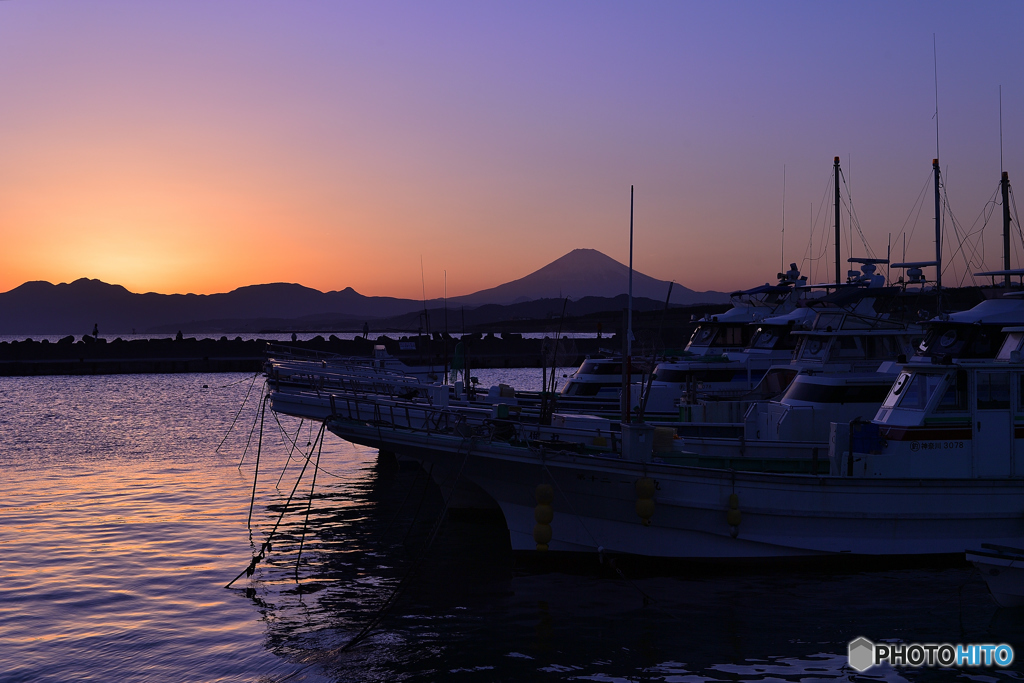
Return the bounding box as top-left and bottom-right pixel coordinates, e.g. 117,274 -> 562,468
0,249 -> 728,335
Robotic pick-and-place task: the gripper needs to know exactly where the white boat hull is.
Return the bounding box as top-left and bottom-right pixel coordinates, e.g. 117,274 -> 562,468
327,419 -> 1024,559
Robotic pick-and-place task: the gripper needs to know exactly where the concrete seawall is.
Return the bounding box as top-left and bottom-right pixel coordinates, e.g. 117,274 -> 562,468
0,332 -> 656,376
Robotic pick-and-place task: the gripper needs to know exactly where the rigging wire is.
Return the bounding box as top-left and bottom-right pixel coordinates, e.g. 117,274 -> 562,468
800,171 -> 837,278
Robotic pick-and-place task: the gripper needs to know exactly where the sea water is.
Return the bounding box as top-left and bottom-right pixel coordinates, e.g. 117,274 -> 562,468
0,372 -> 1021,682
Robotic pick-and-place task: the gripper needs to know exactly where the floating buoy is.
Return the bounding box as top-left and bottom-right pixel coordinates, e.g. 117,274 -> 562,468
635,476 -> 655,526
726,492 -> 741,535
534,484 -> 554,550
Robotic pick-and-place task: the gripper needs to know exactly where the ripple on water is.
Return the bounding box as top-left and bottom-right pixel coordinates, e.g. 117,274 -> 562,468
1,372 -> 1022,683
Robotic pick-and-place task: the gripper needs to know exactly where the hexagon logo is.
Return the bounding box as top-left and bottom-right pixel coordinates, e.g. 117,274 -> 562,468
848,637 -> 875,672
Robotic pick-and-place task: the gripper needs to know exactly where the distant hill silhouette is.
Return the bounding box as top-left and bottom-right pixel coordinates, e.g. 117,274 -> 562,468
449,249 -> 726,306
0,249 -> 728,334
0,280 -> 423,335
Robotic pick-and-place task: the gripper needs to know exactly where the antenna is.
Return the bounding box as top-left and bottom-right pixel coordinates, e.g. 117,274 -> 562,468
809,201 -> 813,283
932,37 -> 942,295
443,269 -> 448,384
834,156 -> 841,285
933,34 -> 940,162
781,165 -> 786,273
420,255 -> 429,334
1000,85 -> 1004,174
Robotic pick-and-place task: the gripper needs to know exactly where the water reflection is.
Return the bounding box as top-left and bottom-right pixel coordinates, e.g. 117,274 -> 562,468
246,445 -> 1024,682
2,373 -> 1021,683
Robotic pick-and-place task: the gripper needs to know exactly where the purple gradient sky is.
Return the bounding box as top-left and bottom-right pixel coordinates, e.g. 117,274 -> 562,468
0,1 -> 1020,298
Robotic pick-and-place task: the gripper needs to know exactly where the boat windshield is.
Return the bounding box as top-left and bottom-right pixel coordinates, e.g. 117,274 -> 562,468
893,372 -> 947,411
576,361 -> 623,376
749,326 -> 798,350
918,325 -> 1005,360
996,331 -> 1024,360
797,335 -> 830,361
687,324 -> 749,350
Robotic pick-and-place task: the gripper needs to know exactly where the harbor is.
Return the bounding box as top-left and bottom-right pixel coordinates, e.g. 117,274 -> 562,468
1,371 -> 1016,682
4,1 -> 1024,680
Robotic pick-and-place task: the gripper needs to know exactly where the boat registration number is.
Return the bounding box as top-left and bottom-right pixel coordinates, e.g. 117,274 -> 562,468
909,441 -> 964,451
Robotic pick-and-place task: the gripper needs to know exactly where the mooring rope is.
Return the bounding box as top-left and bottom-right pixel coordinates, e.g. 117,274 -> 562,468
246,396 -> 268,530
216,372 -> 261,453
237,385 -> 267,468
225,421 -> 327,590
294,431 -> 324,581
274,417 -> 305,488
269,408 -> 347,480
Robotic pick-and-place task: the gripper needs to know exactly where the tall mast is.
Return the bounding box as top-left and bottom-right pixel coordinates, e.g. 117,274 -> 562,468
934,158 -> 942,291
1003,171 -> 1012,287
623,185 -> 634,424
834,156 -> 841,285
628,185 -> 634,359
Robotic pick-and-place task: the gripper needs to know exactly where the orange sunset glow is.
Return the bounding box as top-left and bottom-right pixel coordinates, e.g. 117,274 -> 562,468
1,2 -> 1021,298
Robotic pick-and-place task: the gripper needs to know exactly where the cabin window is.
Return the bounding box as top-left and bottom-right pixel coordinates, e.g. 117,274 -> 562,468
751,327 -> 777,349
865,336 -> 899,359
758,368 -> 797,397
696,369 -> 738,383
833,337 -> 864,359
935,370 -> 968,412
653,369 -> 689,383
976,371 -> 1011,410
784,381 -> 890,404
720,326 -> 745,346
690,327 -> 715,345
883,372 -> 912,408
997,332 -> 1024,360
799,336 -> 830,360
897,373 -> 945,410
970,332 -> 998,358
919,327 -> 967,358
567,382 -> 616,397
578,361 -> 623,376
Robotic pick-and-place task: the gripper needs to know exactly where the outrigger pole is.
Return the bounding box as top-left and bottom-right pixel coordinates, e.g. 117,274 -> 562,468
1003,171 -> 1012,288
834,156 -> 841,285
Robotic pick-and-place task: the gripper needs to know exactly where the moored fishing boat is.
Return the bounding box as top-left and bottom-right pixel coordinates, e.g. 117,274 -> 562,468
321,389 -> 1024,558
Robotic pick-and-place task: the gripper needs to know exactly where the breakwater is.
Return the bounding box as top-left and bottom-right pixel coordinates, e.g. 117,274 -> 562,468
0,332 -> 639,376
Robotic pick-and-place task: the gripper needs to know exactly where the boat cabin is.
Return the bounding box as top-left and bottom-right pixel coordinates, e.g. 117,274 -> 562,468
863,328 -> 1024,477
559,358 -> 646,398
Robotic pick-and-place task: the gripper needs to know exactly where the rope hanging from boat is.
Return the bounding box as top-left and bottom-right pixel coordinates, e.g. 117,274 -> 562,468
293,427 -> 324,581
224,421 -> 327,590
237,384 -> 267,468
215,371 -> 261,453
246,396 -> 268,530
268,408 -> 347,480
274,417 -> 304,488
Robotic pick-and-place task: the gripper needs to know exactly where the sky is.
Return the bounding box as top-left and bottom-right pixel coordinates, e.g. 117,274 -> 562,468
1,1 -> 1021,298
